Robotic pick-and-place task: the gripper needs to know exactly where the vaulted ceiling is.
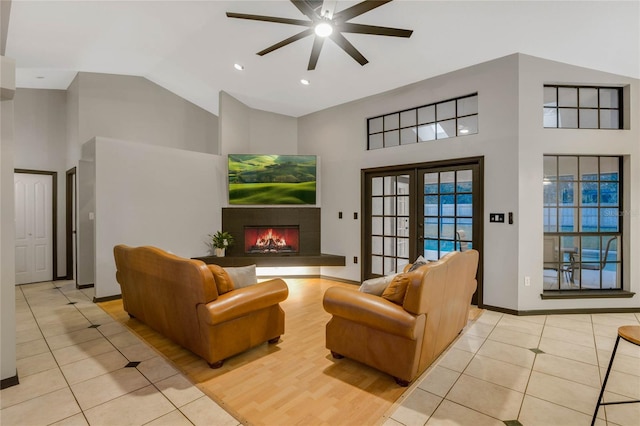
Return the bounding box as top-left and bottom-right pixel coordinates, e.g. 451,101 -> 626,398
5,1 -> 639,117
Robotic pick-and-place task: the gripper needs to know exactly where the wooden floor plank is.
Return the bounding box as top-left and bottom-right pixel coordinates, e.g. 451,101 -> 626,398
99,278 -> 474,425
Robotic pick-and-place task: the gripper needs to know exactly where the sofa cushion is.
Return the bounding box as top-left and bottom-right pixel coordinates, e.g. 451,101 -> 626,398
208,264 -> 234,294
359,273 -> 397,296
381,273 -> 411,305
225,264 -> 257,289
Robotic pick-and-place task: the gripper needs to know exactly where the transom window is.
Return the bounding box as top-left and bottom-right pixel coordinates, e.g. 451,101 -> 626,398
543,155 -> 622,291
367,94 -> 478,150
543,85 -> 622,129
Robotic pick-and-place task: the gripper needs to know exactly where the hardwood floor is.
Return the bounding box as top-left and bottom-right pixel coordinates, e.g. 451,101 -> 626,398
100,278 -> 475,426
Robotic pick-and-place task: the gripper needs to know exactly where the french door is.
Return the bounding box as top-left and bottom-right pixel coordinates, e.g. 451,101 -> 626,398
363,158 -> 483,304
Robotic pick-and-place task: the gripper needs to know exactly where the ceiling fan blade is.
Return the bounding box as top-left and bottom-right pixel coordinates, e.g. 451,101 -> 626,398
334,0 -> 393,22
340,22 -> 413,38
307,36 -> 325,70
257,28 -> 315,56
290,0 -> 321,20
329,32 -> 368,66
226,12 -> 312,27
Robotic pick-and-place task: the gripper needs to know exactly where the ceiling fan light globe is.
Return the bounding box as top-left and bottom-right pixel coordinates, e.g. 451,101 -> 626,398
315,22 -> 333,37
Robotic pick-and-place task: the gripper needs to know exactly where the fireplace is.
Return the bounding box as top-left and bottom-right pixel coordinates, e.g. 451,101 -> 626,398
245,226 -> 300,254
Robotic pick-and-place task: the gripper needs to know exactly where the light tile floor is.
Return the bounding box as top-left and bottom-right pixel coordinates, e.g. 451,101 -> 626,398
2,280 -> 639,426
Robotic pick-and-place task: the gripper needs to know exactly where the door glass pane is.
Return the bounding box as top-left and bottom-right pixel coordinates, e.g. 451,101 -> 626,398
424,195 -> 438,216
384,176 -> 396,195
372,177 -> 383,196
371,236 -> 383,255
424,173 -> 438,193
384,237 -> 396,255
397,196 -> 410,215
384,257 -> 396,275
440,172 -> 455,193
372,198 -> 382,215
424,239 -> 438,261
397,217 -> 409,237
384,197 -> 396,215
424,217 -> 438,239
371,256 -> 382,275
440,218 -> 455,240
456,170 -> 472,192
456,194 -> 472,216
372,217 -> 383,235
384,217 -> 395,236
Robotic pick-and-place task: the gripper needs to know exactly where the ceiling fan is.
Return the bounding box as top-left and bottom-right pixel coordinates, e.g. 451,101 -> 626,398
226,0 -> 413,71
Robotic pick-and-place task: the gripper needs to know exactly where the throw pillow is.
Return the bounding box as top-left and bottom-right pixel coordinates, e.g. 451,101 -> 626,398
358,274 -> 397,296
408,261 -> 427,272
381,273 -> 411,305
225,264 -> 257,289
208,264 -> 234,295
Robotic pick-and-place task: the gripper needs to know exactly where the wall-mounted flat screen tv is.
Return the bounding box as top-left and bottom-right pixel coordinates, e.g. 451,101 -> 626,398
228,154 -> 317,205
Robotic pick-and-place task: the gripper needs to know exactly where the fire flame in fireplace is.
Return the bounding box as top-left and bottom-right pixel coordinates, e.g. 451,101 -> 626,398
254,229 -> 287,249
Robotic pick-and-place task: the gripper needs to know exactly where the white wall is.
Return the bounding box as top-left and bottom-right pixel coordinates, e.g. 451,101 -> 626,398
1,55 -> 16,382
219,91 -> 298,156
299,54 -> 521,309
14,89 -> 68,277
77,141 -> 96,287
516,54 -> 639,310
77,73 -> 218,158
92,137 -> 224,299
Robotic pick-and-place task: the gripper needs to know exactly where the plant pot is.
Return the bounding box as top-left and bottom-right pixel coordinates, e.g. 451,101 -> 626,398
215,248 -> 226,257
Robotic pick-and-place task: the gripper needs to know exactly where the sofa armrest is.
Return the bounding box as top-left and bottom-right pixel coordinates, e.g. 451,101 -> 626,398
323,286 -> 419,339
197,278 -> 288,326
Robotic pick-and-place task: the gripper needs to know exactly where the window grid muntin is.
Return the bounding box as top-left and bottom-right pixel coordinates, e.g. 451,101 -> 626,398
367,93 -> 478,150
543,85 -> 622,129
543,155 -> 622,291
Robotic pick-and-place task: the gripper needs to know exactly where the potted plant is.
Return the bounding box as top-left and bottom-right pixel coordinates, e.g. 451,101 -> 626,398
210,231 -> 234,257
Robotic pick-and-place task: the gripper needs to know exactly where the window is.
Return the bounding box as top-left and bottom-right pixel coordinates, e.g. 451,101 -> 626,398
543,155 -> 622,291
543,85 -> 622,129
368,94 -> 478,150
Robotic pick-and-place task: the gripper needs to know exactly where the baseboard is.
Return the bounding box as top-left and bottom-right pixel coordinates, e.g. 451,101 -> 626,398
1,373 -> 19,389
93,294 -> 122,303
482,304 -> 640,316
76,283 -> 94,289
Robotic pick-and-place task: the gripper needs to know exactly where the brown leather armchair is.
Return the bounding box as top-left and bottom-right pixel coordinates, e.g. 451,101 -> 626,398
114,245 -> 288,368
323,250 -> 479,385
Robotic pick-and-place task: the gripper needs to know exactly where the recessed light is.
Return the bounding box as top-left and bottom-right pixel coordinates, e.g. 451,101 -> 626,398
234,63 -> 244,71
300,79 -> 310,85
314,22 -> 333,37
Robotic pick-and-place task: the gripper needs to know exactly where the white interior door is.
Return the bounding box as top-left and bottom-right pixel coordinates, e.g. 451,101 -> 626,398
15,173 -> 53,284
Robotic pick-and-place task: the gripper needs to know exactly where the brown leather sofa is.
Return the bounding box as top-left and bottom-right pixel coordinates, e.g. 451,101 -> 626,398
323,249 -> 479,386
113,245 -> 288,368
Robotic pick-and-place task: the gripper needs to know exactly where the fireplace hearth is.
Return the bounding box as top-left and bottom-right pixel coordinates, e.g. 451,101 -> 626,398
245,226 -> 299,254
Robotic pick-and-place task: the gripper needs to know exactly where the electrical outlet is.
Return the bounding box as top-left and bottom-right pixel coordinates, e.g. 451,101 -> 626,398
524,276 -> 531,287
353,256 -> 358,264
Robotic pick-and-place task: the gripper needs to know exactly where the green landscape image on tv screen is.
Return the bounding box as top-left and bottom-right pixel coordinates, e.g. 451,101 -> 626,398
228,154 -> 317,205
